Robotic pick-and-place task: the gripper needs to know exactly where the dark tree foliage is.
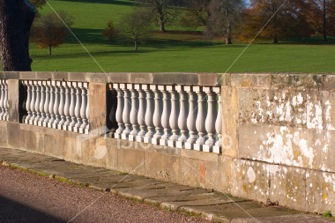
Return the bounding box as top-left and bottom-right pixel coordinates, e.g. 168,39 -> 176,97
241,0 -> 313,43
0,0 -> 36,71
305,0 -> 335,41
31,0 -> 46,8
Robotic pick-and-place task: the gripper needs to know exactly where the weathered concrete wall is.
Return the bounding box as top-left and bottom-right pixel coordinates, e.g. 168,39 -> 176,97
1,72 -> 335,215
223,73 -> 335,214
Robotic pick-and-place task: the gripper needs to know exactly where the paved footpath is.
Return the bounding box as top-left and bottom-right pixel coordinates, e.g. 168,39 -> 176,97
0,147 -> 334,223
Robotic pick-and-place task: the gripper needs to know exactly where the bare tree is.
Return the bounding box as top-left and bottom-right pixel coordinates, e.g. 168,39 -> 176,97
118,8 -> 153,50
138,0 -> 175,32
206,0 -> 244,44
31,11 -> 73,56
0,0 -> 36,71
185,0 -> 211,27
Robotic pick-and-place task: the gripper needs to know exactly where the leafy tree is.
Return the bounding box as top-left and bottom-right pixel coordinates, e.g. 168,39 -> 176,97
0,0 -> 36,71
241,0 -> 312,43
118,8 -> 153,50
305,0 -> 335,40
102,20 -> 119,41
31,11 -> 73,55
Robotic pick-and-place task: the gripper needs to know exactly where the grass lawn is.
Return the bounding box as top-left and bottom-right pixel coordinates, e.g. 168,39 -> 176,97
25,0 -> 335,73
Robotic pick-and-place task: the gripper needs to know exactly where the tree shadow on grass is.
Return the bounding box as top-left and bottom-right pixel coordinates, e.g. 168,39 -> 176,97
65,28 -> 249,49
31,49 -> 151,60
56,0 -> 137,7
66,28 -> 107,44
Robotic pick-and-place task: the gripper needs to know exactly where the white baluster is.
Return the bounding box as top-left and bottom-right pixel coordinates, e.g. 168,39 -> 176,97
28,81 -> 36,125
63,82 -> 71,130
37,81 -> 46,126
135,84 -> 147,142
194,86 -> 207,151
69,82 -> 77,131
151,85 -> 163,145
185,86 -> 198,150
143,85 -> 155,144
176,85 -> 188,149
24,81 -> 32,124
85,83 -> 89,134
129,84 -> 139,141
4,80 -> 8,121
74,82 -> 83,133
159,85 -> 171,146
79,83 -> 88,133
42,81 -> 50,127
203,87 -> 216,152
0,80 -> 4,120
33,81 -> 41,125
121,84 -> 131,140
114,83 -> 124,139
52,81 -> 60,129
168,85 -> 180,148
47,81 -> 55,128
57,81 -> 65,129
213,87 -> 222,154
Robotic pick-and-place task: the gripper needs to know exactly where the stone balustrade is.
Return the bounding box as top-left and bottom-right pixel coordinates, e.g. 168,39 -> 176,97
2,72 -> 334,215
0,79 -> 9,121
112,83 -> 222,153
21,80 -> 89,133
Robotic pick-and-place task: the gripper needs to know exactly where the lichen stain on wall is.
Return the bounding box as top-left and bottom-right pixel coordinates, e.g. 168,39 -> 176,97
249,91 -> 335,169
320,172 -> 335,207
250,91 -> 334,130
250,91 -> 307,125
257,127 -> 315,167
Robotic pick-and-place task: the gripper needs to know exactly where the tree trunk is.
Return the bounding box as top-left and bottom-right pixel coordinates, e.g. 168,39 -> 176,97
0,0 -> 36,71
134,40 -> 138,51
323,0 -> 328,41
225,36 -> 232,44
225,21 -> 232,45
159,18 -> 166,32
273,36 -> 278,44
272,9 -> 279,44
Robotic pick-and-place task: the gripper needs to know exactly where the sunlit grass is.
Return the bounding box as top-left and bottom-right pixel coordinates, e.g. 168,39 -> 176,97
26,0 -> 335,73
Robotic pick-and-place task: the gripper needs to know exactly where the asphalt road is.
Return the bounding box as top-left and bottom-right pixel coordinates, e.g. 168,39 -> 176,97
0,166 -> 209,223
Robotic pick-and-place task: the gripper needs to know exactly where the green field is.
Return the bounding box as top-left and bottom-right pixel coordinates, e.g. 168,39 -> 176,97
28,0 -> 335,73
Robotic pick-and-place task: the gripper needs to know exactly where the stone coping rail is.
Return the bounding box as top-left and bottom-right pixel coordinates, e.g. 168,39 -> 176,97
1,72 -> 335,89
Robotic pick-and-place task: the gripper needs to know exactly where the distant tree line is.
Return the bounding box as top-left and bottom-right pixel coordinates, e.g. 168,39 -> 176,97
183,0 -> 335,43
240,0 -> 335,43
109,0 -> 335,45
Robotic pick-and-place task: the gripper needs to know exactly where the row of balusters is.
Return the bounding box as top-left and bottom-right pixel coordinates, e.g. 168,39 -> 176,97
112,84 -> 222,153
21,80 -> 90,133
0,79 -> 9,121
